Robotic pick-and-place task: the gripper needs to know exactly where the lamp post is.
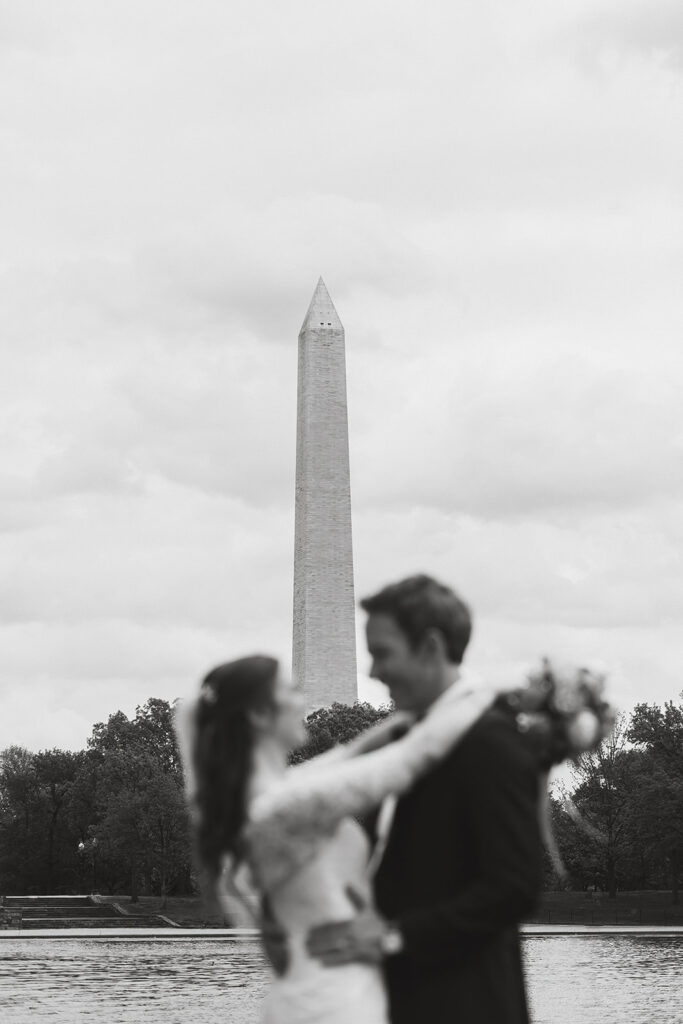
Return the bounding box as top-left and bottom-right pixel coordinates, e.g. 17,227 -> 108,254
77,841 -> 86,894
77,837 -> 99,894
91,837 -> 98,893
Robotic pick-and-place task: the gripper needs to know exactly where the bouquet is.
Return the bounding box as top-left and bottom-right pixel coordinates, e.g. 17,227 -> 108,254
498,658 -> 616,767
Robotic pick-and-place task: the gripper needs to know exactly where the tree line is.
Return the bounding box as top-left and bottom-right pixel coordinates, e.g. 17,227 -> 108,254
549,699 -> 683,902
1,695 -> 680,904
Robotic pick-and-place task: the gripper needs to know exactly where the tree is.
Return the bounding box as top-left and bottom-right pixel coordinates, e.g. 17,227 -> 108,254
628,696 -> 683,903
290,701 -> 392,764
86,701 -> 190,904
33,750 -> 82,892
0,747 -> 85,895
88,710 -> 138,755
0,747 -> 39,892
546,794 -> 603,890
558,715 -> 641,898
134,698 -> 183,776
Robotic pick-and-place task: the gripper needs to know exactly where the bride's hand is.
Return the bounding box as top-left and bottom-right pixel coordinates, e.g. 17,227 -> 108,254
350,711 -> 417,756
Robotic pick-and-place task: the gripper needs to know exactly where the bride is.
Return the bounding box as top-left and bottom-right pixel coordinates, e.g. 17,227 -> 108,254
176,654 -> 497,1024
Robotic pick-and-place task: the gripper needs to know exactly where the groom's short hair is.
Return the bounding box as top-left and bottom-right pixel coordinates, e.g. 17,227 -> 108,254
360,574 -> 472,664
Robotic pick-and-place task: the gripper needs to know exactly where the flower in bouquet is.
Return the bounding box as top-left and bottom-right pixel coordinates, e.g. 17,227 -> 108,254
503,658 -> 615,766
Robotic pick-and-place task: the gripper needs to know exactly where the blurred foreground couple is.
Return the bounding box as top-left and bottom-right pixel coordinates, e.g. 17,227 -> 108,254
177,574 -> 612,1024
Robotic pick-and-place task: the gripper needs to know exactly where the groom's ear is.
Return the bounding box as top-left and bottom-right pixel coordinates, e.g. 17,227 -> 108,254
421,628 -> 448,661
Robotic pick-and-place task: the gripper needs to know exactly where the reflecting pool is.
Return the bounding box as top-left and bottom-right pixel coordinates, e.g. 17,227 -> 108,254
0,934 -> 681,1023
525,934 -> 683,1023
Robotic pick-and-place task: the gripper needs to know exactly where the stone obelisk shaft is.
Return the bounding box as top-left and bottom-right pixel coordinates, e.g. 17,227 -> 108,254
293,279 -> 358,711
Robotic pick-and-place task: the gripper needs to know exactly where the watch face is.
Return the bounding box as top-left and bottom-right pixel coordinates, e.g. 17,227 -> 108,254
382,928 -> 403,955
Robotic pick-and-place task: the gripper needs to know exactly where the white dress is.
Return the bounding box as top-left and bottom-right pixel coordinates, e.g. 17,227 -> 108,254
241,683 -> 494,1024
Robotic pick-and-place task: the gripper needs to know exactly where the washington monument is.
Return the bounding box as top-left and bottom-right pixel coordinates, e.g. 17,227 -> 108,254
293,278 -> 358,710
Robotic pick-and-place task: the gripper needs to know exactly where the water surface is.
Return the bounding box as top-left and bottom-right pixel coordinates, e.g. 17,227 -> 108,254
0,934 -> 681,1023
525,935 -> 682,1023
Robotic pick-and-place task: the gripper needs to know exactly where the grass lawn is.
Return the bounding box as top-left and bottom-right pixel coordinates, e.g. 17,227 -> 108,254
529,890 -> 683,926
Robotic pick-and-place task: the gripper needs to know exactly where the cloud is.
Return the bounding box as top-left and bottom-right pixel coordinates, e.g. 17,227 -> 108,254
0,0 -> 681,751
351,345 -> 683,518
353,499 -> 683,632
565,1 -> 683,70
0,484 -> 294,629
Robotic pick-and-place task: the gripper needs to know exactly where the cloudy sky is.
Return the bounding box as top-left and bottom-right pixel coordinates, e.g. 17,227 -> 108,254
1,0 -> 682,752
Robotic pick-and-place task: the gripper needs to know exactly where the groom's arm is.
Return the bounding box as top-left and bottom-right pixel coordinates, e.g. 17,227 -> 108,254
395,714 -> 543,964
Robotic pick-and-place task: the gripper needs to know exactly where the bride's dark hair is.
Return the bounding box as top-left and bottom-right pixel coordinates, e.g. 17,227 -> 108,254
190,655 -> 279,889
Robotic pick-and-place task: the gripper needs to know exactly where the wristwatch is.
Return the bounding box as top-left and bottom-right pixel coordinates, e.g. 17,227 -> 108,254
380,924 -> 405,956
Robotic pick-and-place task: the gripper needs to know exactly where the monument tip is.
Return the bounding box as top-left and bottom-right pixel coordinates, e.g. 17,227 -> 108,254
300,277 -> 343,335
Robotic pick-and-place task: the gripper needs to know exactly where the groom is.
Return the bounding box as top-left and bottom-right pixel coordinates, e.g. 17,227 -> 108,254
307,574 -> 543,1024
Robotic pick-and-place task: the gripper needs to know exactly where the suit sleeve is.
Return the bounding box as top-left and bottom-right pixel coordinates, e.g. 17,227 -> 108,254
395,715 -> 543,963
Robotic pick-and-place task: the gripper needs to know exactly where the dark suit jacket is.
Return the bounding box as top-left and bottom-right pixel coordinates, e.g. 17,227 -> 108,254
373,706 -> 543,1024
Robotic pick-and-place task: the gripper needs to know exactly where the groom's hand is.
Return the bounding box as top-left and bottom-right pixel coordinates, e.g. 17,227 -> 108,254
306,888 -> 397,967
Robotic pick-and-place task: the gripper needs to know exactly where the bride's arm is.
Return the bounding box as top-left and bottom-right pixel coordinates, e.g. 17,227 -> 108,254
343,711 -> 416,756
290,711 -> 416,776
245,684 -> 495,887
